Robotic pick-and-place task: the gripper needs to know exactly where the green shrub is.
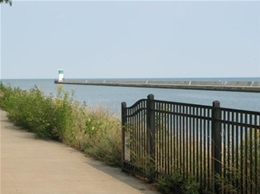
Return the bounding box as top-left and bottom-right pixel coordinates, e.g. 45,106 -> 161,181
0,82 -> 122,166
157,173 -> 201,194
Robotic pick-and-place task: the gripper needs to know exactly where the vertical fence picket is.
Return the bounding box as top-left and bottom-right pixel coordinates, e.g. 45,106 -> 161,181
212,101 -> 222,193
121,102 -> 127,170
147,94 -> 155,182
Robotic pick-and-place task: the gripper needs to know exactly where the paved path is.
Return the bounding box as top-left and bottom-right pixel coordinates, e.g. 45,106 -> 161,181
0,110 -> 159,194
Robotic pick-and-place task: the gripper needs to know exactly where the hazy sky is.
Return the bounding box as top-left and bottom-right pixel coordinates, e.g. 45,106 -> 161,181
1,1 -> 260,79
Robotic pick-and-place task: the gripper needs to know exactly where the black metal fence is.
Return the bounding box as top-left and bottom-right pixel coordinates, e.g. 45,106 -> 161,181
121,94 -> 260,194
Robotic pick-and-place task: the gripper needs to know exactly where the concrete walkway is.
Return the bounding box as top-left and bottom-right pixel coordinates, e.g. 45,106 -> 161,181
0,110 -> 159,194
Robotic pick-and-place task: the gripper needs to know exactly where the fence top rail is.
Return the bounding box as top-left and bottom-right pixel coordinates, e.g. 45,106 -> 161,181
219,107 -> 260,115
123,95 -> 259,115
124,99 -> 146,109
153,99 -> 213,109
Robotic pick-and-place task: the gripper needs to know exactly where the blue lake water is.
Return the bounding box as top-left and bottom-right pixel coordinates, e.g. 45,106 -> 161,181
1,78 -> 260,114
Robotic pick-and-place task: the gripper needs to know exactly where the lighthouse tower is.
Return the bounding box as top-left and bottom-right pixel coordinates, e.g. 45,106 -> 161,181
58,69 -> 64,82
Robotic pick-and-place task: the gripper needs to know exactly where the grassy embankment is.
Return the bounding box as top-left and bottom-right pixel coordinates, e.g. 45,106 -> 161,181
0,82 -> 122,166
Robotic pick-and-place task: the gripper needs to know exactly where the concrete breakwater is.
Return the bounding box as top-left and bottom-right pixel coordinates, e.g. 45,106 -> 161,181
54,79 -> 260,93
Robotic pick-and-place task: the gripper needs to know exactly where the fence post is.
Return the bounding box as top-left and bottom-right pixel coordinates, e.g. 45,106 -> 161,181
212,101 -> 222,193
147,94 -> 155,182
121,102 -> 127,171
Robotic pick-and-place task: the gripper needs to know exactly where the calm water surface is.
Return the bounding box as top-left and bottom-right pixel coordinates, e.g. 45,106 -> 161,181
1,79 -> 260,114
